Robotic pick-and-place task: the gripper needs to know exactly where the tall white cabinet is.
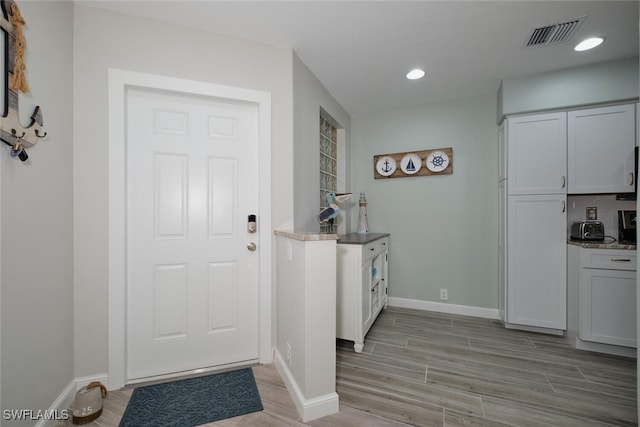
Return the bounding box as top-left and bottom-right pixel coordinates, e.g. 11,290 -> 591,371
501,112 -> 568,331
500,103 -> 637,334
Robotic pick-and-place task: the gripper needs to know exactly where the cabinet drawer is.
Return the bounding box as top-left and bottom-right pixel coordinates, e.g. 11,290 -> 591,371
581,249 -> 637,271
362,237 -> 389,259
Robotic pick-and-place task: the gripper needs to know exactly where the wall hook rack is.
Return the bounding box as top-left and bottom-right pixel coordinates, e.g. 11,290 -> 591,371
11,129 -> 25,139
0,0 -> 47,162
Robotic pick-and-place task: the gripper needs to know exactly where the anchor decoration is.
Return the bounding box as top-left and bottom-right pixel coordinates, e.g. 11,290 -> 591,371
375,155 -> 397,177
0,0 -> 46,162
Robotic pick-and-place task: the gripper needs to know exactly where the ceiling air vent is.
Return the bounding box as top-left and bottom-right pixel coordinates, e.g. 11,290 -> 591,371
525,16 -> 586,48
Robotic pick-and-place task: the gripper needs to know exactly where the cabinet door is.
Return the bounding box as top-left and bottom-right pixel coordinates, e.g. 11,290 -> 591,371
507,194 -> 567,329
580,268 -> 636,347
507,112 -> 567,195
381,247 -> 388,307
361,262 -> 372,330
568,104 -> 636,194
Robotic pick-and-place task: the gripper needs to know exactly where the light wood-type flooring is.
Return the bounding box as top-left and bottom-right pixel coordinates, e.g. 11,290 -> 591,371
60,307 -> 637,426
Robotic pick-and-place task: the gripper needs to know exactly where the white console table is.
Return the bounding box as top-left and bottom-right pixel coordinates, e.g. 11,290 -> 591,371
336,233 -> 389,353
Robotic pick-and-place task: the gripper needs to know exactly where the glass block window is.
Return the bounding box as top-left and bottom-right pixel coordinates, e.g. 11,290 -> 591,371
320,116 -> 337,233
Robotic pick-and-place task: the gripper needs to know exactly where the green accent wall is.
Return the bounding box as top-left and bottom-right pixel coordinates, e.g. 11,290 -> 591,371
350,95 -> 499,308
498,57 -> 639,123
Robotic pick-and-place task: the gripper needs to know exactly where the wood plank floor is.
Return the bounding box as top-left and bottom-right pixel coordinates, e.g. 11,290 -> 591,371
59,307 -> 637,426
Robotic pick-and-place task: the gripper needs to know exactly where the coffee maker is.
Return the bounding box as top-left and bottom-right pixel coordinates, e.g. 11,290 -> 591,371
618,210 -> 636,244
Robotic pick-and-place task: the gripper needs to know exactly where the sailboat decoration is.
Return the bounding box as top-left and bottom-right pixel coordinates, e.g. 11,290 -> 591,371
0,0 -> 46,162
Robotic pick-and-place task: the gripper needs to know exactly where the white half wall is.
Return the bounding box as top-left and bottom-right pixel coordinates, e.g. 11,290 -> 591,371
275,232 -> 339,421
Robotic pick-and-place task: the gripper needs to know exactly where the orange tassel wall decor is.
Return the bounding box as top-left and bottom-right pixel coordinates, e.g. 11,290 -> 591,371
8,1 -> 28,93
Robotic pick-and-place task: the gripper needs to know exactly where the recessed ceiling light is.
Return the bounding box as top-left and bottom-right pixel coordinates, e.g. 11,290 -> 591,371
574,37 -> 604,51
406,68 -> 425,80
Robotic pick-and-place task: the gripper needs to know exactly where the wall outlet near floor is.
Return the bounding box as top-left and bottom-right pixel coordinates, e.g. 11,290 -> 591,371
286,342 -> 292,367
440,288 -> 448,301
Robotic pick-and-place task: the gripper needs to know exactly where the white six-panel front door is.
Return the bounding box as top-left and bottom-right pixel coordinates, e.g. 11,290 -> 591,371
126,88 -> 259,381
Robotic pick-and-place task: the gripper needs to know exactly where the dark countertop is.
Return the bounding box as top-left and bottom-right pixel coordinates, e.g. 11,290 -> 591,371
337,233 -> 390,245
567,240 -> 636,250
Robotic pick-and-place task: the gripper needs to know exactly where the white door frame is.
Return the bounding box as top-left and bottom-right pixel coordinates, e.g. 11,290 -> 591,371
107,68 -> 272,390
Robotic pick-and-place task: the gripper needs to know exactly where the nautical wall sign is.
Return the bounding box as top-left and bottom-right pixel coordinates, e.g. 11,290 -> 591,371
373,147 -> 453,179
0,0 -> 47,162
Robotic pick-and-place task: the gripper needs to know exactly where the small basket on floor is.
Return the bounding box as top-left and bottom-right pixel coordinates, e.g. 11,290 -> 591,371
71,381 -> 108,425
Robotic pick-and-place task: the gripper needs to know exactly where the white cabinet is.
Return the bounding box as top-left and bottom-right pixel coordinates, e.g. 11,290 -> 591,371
506,195 -> 567,330
337,234 -> 389,353
501,112 -> 567,332
507,112 -> 567,195
580,249 -> 636,348
498,123 -> 507,322
501,103 -> 637,335
568,104 -> 636,194
636,102 -> 640,147
567,245 -> 637,356
498,121 -> 507,182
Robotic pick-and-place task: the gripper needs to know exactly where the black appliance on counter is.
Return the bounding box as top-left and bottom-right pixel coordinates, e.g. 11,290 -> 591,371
618,210 -> 636,244
570,220 -> 605,241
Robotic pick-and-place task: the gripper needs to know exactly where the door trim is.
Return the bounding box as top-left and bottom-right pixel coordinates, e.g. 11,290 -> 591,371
107,68 -> 272,390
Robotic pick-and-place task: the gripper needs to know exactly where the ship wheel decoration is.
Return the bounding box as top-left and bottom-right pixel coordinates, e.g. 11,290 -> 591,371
0,0 -> 47,162
426,150 -> 450,173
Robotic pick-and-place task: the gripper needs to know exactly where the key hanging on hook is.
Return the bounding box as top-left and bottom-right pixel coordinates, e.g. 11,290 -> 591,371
10,136 -> 28,162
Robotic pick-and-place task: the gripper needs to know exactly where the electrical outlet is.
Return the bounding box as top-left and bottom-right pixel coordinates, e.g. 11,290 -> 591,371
286,342 -> 292,367
440,288 -> 448,301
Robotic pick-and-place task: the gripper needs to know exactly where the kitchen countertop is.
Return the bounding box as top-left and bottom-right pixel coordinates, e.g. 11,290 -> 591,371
337,232 -> 390,245
274,230 -> 339,241
567,240 -> 636,250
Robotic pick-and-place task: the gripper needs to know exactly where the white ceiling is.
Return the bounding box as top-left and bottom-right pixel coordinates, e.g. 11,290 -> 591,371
87,1 -> 638,116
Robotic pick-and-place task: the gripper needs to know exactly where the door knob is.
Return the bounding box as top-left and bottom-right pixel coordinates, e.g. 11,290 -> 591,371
247,242 -> 257,251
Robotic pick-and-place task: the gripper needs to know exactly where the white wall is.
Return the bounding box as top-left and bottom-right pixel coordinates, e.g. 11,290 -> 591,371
1,1 -> 74,421
73,5 -> 293,378
292,54 -> 351,232
350,95 -> 499,309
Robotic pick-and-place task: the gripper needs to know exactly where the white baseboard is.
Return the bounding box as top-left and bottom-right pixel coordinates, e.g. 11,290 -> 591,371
505,322 -> 564,336
387,297 -> 501,320
273,349 -> 339,422
35,380 -> 75,427
35,373 -> 109,427
74,373 -> 110,391
575,337 -> 637,358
